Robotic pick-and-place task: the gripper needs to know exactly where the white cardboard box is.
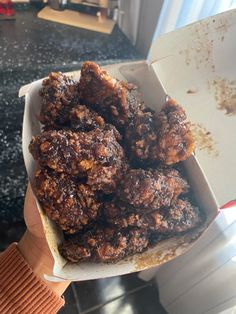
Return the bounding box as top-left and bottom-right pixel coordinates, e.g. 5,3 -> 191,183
19,9 -> 236,281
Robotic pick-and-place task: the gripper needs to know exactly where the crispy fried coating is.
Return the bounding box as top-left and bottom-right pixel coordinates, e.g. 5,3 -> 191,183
29,128 -> 125,193
60,196 -> 200,262
87,163 -> 128,194
42,104 -> 106,132
125,109 -> 158,161
34,168 -> 100,233
29,130 -> 85,174
155,98 -> 195,164
29,128 -> 124,175
79,61 -> 131,128
69,104 -> 105,131
103,200 -> 132,219
103,123 -> 123,142
39,72 -> 79,127
118,168 -> 189,210
79,62 -> 150,131
125,83 -> 150,117
59,226 -> 149,263
104,199 -> 201,234
125,98 -> 195,164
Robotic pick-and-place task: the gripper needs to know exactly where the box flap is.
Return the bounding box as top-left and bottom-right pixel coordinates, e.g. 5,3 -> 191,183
148,9 -> 236,206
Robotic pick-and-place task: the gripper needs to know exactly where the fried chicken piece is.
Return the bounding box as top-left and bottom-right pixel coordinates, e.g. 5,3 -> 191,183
79,61 -> 152,131
104,199 -> 201,234
154,98 -> 195,164
87,163 -> 128,194
29,128 -> 124,175
79,61 -> 128,127
103,123 -> 123,142
29,130 -> 84,175
42,108 -> 121,139
103,200 -> 131,219
34,168 -> 100,233
125,109 -> 158,161
125,98 -> 195,165
125,83 -> 150,118
69,104 -> 105,131
39,72 -> 79,127
29,128 -> 125,193
59,226 -> 149,263
118,168 -> 189,210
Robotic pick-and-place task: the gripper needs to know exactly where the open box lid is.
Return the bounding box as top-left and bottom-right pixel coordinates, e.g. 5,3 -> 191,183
148,8 -> 236,206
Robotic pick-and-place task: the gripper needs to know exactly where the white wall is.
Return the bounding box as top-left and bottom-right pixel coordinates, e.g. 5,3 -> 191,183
118,0 -> 141,45
135,0 -> 163,56
119,0 -> 164,56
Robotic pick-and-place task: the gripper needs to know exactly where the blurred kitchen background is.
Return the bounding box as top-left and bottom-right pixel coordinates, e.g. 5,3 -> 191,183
1,0 -> 236,313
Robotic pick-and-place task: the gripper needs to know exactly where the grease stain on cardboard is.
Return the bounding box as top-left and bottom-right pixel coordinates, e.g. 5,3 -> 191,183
209,78 -> 236,115
134,227 -> 205,271
134,238 -> 190,271
187,88 -> 198,94
178,15 -> 231,71
191,123 -> 219,157
134,249 -> 177,271
179,20 -> 214,70
214,16 -> 231,33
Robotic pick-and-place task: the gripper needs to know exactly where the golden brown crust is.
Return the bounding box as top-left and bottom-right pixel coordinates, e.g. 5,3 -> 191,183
79,62 -> 151,132
125,109 -> 159,161
87,163 -> 129,194
79,62 -> 129,127
59,227 -> 149,263
125,98 -> 195,165
29,128 -> 125,193
155,98 -> 195,164
34,169 -> 101,233
39,72 -> 79,127
117,168 -> 189,210
69,104 -> 105,131
103,199 -> 201,234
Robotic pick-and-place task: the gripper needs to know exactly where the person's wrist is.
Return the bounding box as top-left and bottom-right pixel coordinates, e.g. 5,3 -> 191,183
18,230 -> 70,296
18,230 -> 54,276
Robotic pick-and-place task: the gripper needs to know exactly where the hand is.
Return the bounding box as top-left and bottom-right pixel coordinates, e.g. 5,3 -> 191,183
18,183 -> 71,296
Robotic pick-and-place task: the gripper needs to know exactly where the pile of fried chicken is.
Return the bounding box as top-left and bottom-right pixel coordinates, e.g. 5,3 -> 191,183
29,61 -> 201,263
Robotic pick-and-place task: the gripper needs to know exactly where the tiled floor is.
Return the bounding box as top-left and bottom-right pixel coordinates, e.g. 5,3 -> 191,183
59,273 -> 167,314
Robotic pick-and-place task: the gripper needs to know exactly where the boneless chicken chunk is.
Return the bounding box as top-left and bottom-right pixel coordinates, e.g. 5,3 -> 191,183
59,226 -> 149,263
118,168 -> 189,210
39,72 -> 79,127
154,98 -> 195,165
29,128 -> 125,193
104,199 -> 201,234
34,168 -> 101,233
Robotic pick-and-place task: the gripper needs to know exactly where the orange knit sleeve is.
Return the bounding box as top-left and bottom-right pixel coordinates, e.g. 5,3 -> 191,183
0,243 -> 65,314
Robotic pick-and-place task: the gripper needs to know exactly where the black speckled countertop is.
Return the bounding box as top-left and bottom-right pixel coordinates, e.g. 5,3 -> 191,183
0,4 -> 142,249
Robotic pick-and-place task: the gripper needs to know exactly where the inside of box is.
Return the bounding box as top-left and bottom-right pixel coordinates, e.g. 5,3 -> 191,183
148,10 -> 236,206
